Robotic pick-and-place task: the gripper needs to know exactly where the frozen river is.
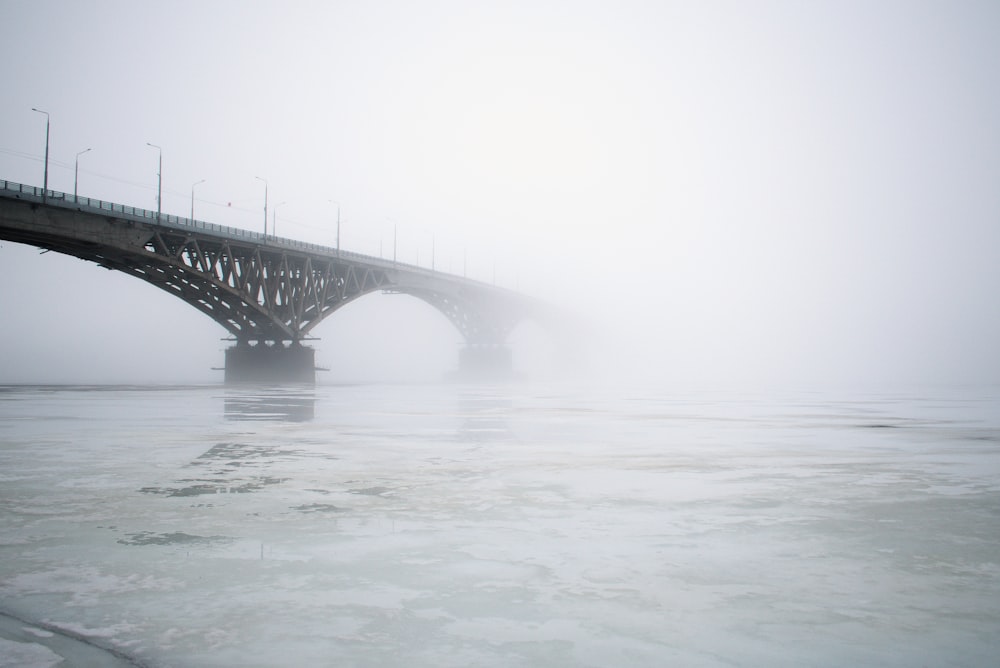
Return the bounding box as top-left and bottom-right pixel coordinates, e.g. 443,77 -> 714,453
1,382 -> 998,667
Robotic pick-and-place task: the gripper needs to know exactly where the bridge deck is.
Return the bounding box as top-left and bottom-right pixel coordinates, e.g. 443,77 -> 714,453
0,178 -> 543,353
0,178 -> 482,285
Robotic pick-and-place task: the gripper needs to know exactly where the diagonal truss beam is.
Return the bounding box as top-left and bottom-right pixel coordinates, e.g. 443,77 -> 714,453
139,230 -> 395,343
0,188 -> 543,349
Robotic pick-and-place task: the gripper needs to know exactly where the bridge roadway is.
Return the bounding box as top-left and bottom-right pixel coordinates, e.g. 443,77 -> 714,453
0,179 -> 548,382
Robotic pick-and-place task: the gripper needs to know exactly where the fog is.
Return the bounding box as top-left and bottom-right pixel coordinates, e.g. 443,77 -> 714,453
1,0 -> 999,386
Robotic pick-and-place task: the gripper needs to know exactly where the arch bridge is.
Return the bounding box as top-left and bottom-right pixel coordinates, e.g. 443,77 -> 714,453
0,180 -> 551,382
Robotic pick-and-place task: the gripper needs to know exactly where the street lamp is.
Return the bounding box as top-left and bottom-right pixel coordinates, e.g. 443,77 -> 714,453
30,108 -> 49,201
191,179 -> 205,221
146,142 -> 162,222
328,200 -> 341,255
273,201 -> 286,238
74,147 -> 92,201
255,176 -> 268,236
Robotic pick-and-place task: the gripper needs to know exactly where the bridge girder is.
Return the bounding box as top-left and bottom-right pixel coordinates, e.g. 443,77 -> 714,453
0,184 -> 537,349
137,228 -> 397,343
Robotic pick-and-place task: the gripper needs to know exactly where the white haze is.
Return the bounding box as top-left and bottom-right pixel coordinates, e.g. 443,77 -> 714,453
1,0 -> 998,386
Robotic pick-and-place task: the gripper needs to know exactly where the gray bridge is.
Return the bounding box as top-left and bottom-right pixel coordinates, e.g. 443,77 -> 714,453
0,179 -> 551,382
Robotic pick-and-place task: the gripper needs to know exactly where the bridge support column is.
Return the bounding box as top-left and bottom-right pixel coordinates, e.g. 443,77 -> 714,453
225,342 -> 315,384
458,343 -> 513,380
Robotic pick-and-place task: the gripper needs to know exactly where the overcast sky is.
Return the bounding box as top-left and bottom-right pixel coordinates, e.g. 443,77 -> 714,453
1,0 -> 998,386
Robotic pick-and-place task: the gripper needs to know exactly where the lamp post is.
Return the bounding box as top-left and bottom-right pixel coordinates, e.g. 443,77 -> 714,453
30,108 -> 49,202
146,142 -> 162,222
74,147 -> 91,201
190,179 -> 205,221
255,176 -> 268,236
273,201 -> 286,238
328,200 -> 341,255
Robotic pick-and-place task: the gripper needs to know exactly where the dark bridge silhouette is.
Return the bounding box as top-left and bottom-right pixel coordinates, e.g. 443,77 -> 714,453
0,179 -> 553,382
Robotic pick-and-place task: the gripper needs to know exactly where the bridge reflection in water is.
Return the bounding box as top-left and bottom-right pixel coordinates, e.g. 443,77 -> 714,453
0,179 -> 559,383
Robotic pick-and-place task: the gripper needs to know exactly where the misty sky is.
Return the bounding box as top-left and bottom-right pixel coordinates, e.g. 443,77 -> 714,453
1,0 -> 998,386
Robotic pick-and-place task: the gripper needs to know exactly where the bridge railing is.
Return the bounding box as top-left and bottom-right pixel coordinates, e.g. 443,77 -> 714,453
0,178 -> 275,240
0,178 -> 510,291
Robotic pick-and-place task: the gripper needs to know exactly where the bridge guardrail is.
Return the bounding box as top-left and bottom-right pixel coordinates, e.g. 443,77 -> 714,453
0,177 -> 359,254
0,178 -> 513,292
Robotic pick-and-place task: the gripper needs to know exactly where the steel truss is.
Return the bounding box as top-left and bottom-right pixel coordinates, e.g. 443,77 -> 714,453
132,229 -> 393,343
0,186 -> 535,347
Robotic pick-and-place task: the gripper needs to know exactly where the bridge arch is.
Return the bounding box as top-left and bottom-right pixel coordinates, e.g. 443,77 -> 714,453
309,291 -> 460,381
0,180 -> 550,382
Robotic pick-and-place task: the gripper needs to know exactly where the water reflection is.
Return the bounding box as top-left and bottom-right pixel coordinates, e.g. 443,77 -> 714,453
223,386 -> 315,421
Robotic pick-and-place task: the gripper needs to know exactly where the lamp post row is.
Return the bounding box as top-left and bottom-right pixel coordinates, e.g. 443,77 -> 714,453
27,110 -> 464,278
27,109 -> 341,249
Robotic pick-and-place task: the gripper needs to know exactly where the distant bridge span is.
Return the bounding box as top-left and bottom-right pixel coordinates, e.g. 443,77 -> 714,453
0,180 -> 552,382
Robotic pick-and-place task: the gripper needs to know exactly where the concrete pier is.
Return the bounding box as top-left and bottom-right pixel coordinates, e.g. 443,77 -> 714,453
3,181 -> 551,387
224,343 -> 316,384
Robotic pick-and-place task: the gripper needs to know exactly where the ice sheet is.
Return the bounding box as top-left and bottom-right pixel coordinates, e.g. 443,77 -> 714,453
1,383 -> 998,666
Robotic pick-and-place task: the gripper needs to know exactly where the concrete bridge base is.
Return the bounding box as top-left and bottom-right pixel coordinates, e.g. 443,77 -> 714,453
225,343 -> 316,384
458,344 -> 513,380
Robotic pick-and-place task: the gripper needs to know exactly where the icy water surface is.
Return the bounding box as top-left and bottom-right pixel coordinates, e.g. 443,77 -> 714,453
1,382 -> 998,667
